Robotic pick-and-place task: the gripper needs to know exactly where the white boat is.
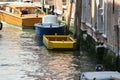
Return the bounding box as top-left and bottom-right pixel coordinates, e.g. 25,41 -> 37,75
80,71 -> 120,80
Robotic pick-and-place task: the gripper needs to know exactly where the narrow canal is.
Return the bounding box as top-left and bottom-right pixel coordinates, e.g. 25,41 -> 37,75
0,23 -> 95,80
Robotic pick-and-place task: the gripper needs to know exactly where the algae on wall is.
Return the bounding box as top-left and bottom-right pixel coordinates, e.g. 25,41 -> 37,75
80,30 -> 120,71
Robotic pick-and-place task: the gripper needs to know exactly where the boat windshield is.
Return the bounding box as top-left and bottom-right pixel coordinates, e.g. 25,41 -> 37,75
19,7 -> 43,15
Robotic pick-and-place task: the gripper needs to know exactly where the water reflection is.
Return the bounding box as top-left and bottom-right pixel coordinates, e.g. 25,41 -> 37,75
35,35 -> 43,46
0,26 -> 81,80
47,51 -> 76,80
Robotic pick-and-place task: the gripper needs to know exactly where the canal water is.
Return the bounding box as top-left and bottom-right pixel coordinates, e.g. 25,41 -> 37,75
0,23 -> 95,80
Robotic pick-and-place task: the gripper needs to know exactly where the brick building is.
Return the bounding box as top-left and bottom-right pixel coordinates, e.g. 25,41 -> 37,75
53,0 -> 68,15
53,0 -> 75,19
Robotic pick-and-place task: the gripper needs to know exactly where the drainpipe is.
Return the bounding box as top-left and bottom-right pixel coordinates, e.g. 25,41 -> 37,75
104,0 -> 107,35
96,0 -> 99,32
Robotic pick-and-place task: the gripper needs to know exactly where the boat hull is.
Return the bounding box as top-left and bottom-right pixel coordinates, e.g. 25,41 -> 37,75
0,11 -> 22,26
0,11 -> 43,27
35,23 -> 65,37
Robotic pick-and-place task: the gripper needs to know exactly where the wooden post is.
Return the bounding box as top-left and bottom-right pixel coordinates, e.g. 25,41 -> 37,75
66,0 -> 73,34
73,0 -> 82,50
41,0 -> 44,10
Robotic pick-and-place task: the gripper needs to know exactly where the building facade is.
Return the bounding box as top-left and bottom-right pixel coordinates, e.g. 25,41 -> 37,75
81,0 -> 120,55
53,0 -> 75,19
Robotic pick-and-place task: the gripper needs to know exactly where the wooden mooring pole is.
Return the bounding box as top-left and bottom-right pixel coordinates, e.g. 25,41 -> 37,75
73,0 -> 82,50
66,0 -> 73,34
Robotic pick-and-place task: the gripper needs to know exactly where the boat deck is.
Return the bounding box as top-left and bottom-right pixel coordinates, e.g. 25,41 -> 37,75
46,36 -> 72,41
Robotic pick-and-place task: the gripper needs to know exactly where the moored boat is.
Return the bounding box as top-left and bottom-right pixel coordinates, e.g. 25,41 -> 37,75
35,15 -> 65,37
43,34 -> 76,49
0,2 -> 45,28
80,71 -> 120,80
35,23 -> 65,37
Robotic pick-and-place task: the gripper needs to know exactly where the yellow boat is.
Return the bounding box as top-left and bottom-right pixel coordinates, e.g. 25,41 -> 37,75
0,3 -> 45,28
43,34 -> 76,49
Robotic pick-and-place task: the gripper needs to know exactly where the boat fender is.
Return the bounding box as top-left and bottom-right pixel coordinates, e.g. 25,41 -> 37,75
0,22 -> 3,30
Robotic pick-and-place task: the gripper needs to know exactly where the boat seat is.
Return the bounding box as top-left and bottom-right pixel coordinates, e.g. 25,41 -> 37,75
22,10 -> 28,14
0,6 -> 5,10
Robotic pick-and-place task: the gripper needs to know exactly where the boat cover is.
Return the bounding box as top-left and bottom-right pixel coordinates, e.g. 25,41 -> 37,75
81,71 -> 120,80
